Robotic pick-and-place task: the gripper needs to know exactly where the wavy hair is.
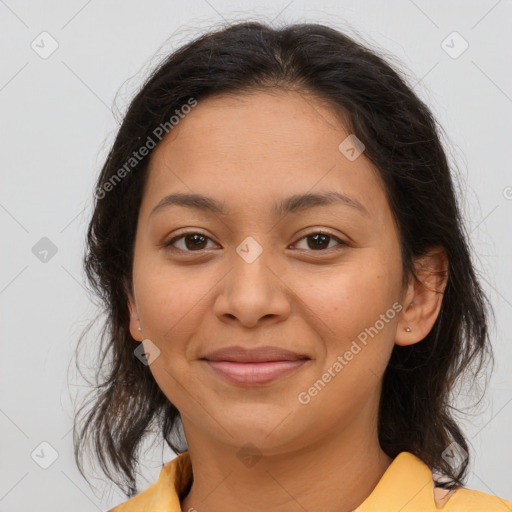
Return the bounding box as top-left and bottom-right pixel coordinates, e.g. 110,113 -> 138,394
72,20 -> 494,498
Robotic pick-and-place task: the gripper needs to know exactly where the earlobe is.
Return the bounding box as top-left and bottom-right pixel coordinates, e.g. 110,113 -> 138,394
395,299 -> 417,346
127,289 -> 143,342
395,246 -> 448,347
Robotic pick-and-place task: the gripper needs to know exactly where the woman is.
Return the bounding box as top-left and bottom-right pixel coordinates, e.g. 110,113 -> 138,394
73,21 -> 512,511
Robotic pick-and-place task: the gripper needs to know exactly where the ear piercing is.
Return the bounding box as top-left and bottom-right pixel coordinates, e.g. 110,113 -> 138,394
404,302 -> 414,331
137,327 -> 142,331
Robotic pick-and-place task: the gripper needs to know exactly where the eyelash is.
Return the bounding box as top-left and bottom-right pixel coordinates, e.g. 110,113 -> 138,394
162,230 -> 348,254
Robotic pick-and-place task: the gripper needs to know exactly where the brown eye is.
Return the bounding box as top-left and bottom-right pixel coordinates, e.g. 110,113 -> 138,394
164,232 -> 215,251
293,231 -> 346,251
163,230 -> 347,254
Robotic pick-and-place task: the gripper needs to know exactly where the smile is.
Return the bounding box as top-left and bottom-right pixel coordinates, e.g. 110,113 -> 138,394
203,360 -> 310,386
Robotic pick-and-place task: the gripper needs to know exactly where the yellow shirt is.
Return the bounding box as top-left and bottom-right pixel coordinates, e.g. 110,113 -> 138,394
108,451 -> 512,511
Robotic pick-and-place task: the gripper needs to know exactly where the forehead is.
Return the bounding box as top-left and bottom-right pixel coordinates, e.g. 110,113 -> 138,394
152,90 -> 349,163
140,90 -> 388,223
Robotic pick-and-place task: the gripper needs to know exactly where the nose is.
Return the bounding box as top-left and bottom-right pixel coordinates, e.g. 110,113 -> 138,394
213,248 -> 291,328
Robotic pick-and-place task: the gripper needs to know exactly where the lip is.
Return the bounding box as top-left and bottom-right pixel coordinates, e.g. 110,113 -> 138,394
200,345 -> 311,386
201,345 -> 310,363
203,360 -> 309,385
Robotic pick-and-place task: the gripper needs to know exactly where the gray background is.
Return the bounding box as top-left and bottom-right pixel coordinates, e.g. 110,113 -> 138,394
1,0 -> 511,510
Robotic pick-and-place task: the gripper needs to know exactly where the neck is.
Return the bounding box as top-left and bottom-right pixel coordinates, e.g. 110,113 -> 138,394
180,422 -> 393,512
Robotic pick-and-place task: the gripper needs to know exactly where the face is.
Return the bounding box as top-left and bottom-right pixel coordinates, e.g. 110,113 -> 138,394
127,90 -> 412,454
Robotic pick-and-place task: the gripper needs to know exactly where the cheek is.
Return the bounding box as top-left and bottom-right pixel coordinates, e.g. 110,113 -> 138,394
297,268 -> 398,412
297,256 -> 400,385
133,267 -> 209,408
302,259 -> 399,335
135,264 -> 210,348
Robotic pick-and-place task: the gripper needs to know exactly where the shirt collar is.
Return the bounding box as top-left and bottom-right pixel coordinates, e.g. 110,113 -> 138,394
156,451 -> 439,511
354,452 -> 439,511
150,451 -> 192,512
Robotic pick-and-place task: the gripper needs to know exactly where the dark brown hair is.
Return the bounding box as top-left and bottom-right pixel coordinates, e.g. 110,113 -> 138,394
73,20 -> 494,498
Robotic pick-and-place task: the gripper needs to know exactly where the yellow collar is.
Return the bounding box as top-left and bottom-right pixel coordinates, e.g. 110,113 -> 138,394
355,451 -> 445,511
111,450 -> 511,511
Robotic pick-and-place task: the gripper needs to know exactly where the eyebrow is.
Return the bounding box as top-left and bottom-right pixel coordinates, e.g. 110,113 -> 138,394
149,191 -> 370,219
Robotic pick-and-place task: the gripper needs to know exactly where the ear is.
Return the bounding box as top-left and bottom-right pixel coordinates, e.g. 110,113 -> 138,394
126,280 -> 143,342
395,246 -> 449,347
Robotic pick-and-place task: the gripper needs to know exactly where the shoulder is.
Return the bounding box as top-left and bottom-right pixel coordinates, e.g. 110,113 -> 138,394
106,481 -> 160,512
106,452 -> 191,512
440,486 -> 512,511
359,452 -> 511,512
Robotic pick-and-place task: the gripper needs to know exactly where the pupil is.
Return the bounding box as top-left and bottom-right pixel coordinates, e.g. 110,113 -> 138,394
309,233 -> 329,250
182,233 -> 331,251
186,234 -> 206,250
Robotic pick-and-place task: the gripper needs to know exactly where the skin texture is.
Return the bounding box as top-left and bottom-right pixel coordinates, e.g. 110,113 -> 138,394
127,90 -> 448,512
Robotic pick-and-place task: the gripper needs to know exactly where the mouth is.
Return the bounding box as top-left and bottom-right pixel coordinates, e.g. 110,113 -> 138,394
200,345 -> 311,386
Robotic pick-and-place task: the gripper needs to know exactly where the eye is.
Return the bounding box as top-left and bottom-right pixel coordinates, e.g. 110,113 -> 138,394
291,231 -> 347,252
162,230 -> 347,254
163,232 -> 218,252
